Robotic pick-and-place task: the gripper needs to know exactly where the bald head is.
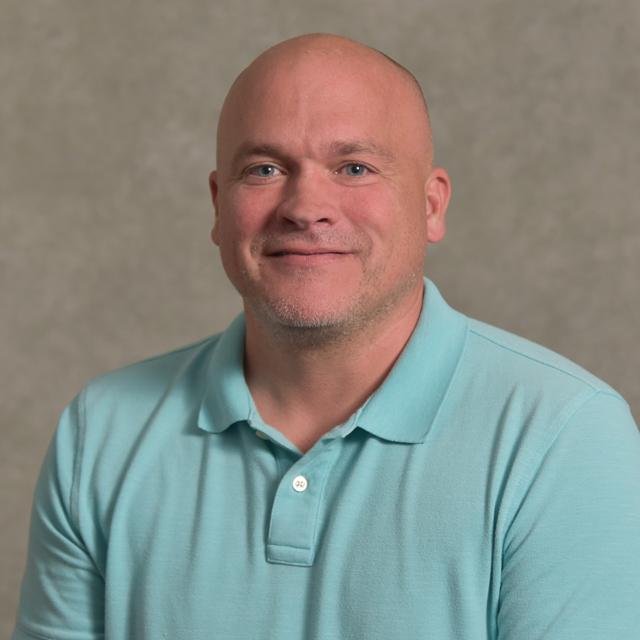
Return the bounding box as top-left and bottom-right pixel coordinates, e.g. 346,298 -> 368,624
229,34 -> 430,120
216,33 -> 434,173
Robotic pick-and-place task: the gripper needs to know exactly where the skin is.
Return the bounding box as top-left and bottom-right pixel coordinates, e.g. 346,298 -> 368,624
209,34 -> 451,452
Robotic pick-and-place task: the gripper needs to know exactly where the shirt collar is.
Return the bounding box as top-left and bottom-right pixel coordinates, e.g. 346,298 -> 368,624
197,313 -> 251,434
197,278 -> 468,444
357,278 -> 468,443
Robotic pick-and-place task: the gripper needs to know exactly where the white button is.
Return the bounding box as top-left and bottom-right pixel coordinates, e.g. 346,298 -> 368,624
255,430 -> 269,440
292,475 -> 308,492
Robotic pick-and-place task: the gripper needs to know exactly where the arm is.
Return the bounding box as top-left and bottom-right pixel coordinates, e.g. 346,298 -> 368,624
497,391 -> 640,639
12,392 -> 105,640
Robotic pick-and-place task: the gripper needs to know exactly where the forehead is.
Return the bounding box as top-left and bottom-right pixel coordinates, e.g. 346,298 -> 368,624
217,51 -> 428,167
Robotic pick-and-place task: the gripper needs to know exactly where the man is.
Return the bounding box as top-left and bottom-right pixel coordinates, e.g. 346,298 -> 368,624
13,33 -> 640,639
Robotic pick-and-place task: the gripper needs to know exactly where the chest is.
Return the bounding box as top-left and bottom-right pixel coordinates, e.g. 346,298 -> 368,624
99,425 -> 498,639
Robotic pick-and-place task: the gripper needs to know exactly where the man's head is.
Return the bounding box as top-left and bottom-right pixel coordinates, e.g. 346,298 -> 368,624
209,33 -> 451,339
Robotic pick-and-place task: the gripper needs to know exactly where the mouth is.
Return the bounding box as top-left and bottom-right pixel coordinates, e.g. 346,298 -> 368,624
269,250 -> 346,257
264,248 -> 352,267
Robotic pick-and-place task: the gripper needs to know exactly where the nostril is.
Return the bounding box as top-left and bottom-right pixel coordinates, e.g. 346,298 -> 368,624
276,191 -> 336,226
280,211 -> 334,229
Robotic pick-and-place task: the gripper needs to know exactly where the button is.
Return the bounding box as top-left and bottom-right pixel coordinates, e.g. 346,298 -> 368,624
255,430 -> 269,440
292,475 -> 308,492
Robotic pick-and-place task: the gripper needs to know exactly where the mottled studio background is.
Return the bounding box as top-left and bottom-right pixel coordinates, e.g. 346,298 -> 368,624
2,0 -> 639,632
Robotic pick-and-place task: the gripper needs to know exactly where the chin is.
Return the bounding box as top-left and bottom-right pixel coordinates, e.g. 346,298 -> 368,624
245,278 -> 349,320
259,296 -> 348,330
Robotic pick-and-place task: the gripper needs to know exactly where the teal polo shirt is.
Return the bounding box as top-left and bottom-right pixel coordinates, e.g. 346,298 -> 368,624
13,278 -> 640,639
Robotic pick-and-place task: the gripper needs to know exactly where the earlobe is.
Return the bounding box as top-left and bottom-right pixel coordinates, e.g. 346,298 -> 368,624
425,168 -> 451,244
211,224 -> 220,246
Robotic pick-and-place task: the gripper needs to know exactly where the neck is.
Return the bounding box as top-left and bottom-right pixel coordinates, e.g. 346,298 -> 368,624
243,282 -> 425,444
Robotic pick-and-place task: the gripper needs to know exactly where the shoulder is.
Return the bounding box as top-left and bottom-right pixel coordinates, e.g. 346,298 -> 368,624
85,333 -> 221,400
455,318 -> 639,539
449,315 -> 634,456
464,316 -> 622,399
75,333 -> 223,438
57,333 -> 226,499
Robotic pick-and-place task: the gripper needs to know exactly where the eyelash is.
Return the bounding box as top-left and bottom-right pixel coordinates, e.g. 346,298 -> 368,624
338,163 -> 372,177
244,162 -> 374,178
245,164 -> 282,178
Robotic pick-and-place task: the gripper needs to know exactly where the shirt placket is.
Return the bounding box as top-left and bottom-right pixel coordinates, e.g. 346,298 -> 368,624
264,437 -> 342,566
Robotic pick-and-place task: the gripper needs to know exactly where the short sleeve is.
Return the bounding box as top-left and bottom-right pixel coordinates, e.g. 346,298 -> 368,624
497,391 -> 640,639
12,391 -> 105,640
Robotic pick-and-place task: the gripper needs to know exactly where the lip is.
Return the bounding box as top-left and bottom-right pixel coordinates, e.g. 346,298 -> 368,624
265,250 -> 351,267
266,246 -> 349,256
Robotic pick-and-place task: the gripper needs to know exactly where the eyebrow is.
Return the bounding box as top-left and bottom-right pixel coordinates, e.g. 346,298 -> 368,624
327,139 -> 396,162
231,143 -> 286,168
230,138 -> 396,168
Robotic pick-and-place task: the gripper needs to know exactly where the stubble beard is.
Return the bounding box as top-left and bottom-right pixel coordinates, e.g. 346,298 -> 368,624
230,229 -> 425,349
242,265 -> 423,350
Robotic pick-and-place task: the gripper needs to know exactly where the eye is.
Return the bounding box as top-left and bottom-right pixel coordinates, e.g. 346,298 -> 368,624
246,164 -> 282,178
339,163 -> 371,177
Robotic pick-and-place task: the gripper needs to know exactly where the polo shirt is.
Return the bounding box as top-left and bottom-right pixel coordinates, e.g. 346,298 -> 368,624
13,278 -> 640,639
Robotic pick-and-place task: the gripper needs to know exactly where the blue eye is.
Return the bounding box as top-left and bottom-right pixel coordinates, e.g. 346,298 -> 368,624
341,163 -> 369,177
248,164 -> 281,178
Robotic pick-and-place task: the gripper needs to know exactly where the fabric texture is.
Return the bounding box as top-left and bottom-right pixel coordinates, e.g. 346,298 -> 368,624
12,278 -> 640,639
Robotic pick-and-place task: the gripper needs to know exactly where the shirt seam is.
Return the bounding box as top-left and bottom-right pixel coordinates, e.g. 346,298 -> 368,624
469,327 -> 614,393
15,621 -> 54,640
501,389 -> 623,554
267,542 -> 312,551
69,388 -> 87,532
92,333 -> 221,382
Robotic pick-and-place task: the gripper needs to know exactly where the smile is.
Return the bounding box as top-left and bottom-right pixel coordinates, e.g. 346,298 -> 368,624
270,251 -> 346,256
265,251 -> 351,267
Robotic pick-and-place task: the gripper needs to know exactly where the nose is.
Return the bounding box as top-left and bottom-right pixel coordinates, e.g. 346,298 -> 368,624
275,170 -> 337,229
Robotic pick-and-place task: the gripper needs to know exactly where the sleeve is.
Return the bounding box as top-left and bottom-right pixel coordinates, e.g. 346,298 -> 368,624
497,391 -> 640,639
12,391 -> 105,640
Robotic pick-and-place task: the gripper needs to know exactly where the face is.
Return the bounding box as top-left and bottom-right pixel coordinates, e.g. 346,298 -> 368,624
210,45 -> 450,335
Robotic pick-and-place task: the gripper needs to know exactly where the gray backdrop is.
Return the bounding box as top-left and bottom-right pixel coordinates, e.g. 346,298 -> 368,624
2,0 -> 639,632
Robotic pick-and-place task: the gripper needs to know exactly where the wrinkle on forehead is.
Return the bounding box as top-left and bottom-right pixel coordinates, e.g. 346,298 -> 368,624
217,33 -> 433,171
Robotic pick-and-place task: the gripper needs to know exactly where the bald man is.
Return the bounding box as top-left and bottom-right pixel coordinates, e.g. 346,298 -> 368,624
13,34 -> 640,640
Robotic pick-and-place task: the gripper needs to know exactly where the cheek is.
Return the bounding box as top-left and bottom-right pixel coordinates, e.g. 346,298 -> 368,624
231,185 -> 282,215
341,184 -> 409,247
341,184 -> 396,227
395,180 -> 429,242
350,184 -> 429,269
217,190 -> 274,242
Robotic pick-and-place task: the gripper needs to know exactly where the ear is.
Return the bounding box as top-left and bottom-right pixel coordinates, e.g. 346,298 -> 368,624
424,167 -> 451,244
209,170 -> 220,246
